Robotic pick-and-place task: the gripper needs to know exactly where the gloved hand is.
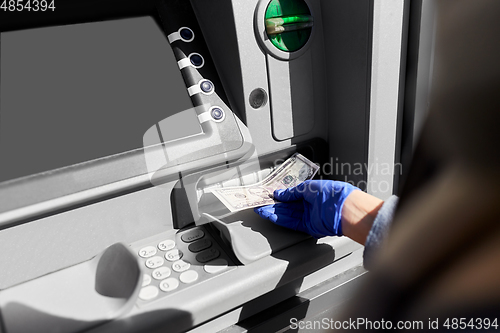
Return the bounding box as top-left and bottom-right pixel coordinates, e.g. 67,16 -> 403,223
254,180 -> 359,238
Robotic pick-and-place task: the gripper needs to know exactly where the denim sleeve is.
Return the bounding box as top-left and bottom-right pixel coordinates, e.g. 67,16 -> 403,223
363,195 -> 399,270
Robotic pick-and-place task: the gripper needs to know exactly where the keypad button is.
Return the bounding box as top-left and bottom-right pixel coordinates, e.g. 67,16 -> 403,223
188,239 -> 212,253
139,286 -> 159,300
142,274 -> 152,286
159,278 -> 179,292
196,248 -> 220,263
158,239 -> 176,251
165,249 -> 183,261
152,266 -> 172,280
145,256 -> 164,269
179,270 -> 199,284
172,260 -> 191,273
204,259 -> 229,274
138,246 -> 157,258
181,229 -> 205,243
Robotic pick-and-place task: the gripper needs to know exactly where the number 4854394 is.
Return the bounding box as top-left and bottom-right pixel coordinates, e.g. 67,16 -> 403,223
1,0 -> 56,11
443,318 -> 498,330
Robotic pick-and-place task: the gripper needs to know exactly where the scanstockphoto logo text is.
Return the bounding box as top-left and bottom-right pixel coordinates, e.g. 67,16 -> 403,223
274,157 -> 403,194
290,317 -> 424,330
290,317 -> 499,330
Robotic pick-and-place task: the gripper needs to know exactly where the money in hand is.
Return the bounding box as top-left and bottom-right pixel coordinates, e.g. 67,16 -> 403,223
210,153 -> 319,212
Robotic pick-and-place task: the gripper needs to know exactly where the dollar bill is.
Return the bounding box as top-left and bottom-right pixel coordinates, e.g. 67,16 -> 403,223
210,153 -> 319,212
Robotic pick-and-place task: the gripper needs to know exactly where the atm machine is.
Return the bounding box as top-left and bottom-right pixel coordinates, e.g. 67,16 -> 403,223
0,0 -> 405,332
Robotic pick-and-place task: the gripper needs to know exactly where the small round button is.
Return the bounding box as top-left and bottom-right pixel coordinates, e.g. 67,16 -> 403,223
142,274 -> 152,287
165,249 -> 183,261
204,259 -> 229,274
159,278 -> 180,292
145,256 -> 164,269
139,286 -> 159,301
138,246 -> 157,258
249,88 -> 268,109
181,229 -> 205,243
158,239 -> 175,251
188,239 -> 212,253
180,28 -> 194,41
189,53 -> 204,68
180,270 -> 199,284
200,80 -> 214,94
172,260 -> 191,273
152,266 -> 172,280
196,248 -> 220,263
210,108 -> 224,121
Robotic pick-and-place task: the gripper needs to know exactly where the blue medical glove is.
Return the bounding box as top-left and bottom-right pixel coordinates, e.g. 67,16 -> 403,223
254,180 -> 359,238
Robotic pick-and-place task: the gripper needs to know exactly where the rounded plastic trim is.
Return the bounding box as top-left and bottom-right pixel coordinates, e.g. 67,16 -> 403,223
167,27 -> 195,43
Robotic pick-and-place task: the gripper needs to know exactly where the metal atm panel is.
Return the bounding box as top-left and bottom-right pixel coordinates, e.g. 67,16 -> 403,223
0,0 -> 384,331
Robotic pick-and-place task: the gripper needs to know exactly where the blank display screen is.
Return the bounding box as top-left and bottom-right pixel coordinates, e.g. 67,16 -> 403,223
0,16 -> 200,183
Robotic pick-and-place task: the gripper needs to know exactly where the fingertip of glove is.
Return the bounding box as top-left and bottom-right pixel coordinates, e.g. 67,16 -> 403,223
273,189 -> 285,199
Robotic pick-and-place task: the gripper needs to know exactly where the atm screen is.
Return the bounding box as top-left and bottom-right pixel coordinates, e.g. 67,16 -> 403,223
0,16 -> 201,184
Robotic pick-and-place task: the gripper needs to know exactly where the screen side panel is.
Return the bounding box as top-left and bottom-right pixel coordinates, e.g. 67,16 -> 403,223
0,16 -> 199,183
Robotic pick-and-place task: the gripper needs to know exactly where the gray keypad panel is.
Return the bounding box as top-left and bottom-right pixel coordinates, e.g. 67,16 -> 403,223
131,226 -> 235,305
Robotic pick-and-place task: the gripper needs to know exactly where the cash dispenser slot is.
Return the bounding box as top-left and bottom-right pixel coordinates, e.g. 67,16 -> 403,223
170,144 -> 325,264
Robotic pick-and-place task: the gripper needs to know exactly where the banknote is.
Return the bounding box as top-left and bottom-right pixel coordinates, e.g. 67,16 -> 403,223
210,153 -> 319,212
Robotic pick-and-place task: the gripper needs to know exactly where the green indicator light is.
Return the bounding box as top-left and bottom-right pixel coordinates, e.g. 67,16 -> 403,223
264,0 -> 313,52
